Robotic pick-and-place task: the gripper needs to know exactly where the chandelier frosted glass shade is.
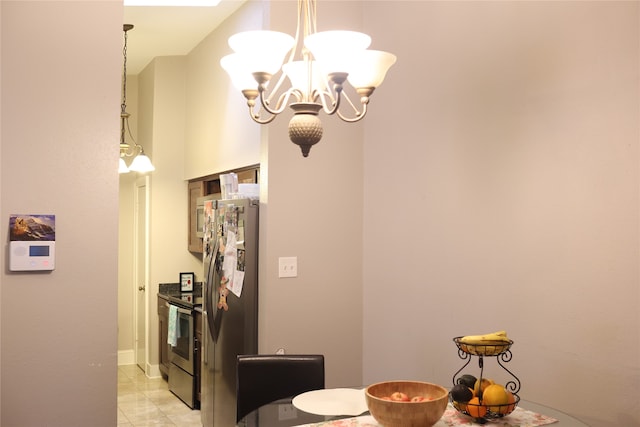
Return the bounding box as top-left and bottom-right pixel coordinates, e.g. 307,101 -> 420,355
227,31 -> 295,76
220,54 -> 263,92
303,30 -> 371,75
228,30 -> 295,55
128,153 -> 155,173
282,60 -> 326,94
119,158 -> 130,174
347,50 -> 397,90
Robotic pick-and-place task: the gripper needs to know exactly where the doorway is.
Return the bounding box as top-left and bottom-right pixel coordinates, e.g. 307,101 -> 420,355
134,176 -> 150,372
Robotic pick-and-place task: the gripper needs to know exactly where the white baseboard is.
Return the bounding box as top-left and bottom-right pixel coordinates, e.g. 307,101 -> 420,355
147,363 -> 162,378
118,349 -> 135,366
117,350 -> 161,379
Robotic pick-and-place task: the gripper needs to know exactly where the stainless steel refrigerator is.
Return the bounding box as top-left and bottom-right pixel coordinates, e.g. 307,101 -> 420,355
201,198 -> 259,427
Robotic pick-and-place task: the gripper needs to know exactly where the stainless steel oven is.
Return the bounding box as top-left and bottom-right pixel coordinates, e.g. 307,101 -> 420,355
167,302 -> 197,408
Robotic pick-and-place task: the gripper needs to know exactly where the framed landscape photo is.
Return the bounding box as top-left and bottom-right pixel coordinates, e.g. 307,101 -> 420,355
180,272 -> 195,292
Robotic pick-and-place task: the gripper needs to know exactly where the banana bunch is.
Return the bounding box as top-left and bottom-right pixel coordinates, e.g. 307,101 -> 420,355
459,330 -> 509,344
457,330 -> 511,356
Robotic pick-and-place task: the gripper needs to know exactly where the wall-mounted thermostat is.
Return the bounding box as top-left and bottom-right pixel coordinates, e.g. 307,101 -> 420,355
9,214 -> 55,271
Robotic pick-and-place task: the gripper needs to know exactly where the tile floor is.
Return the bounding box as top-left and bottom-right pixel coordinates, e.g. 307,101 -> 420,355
118,365 -> 203,427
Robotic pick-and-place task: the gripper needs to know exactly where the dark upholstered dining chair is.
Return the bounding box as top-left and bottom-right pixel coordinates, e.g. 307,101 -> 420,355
236,354 -> 325,422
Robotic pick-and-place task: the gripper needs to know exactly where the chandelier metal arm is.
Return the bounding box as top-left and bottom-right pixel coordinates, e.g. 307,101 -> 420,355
334,87 -> 374,123
336,102 -> 368,123
258,85 -> 299,116
247,102 -> 277,124
316,88 -> 341,116
242,88 -> 300,124
316,88 -> 369,123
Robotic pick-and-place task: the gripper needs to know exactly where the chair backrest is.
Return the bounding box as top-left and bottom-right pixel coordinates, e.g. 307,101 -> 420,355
236,354 -> 325,422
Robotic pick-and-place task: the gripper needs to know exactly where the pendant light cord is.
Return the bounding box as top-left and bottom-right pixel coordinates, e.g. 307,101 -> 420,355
122,25 -> 131,115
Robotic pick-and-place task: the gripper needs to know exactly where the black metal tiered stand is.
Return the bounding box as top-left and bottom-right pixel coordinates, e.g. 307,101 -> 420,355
451,337 -> 521,424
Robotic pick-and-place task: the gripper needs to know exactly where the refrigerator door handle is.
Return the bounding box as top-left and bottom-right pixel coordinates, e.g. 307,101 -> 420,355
205,238 -> 222,343
202,310 -> 208,365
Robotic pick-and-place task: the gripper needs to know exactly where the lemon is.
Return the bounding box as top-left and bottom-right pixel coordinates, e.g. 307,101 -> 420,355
473,378 -> 494,398
481,384 -> 509,412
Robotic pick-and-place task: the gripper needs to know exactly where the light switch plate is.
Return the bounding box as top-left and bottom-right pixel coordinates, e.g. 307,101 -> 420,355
278,256 -> 297,278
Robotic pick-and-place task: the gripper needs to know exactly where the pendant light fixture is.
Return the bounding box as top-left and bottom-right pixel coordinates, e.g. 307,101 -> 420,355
119,24 -> 155,174
220,0 -> 396,157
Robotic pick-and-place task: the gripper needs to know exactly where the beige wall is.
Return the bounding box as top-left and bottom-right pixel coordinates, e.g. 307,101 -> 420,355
118,76 -> 137,358
121,0 -> 365,388
118,1 -> 266,374
1,1 -> 121,425
119,1 -> 638,426
361,2 -> 639,427
147,56 -> 203,370
181,0 -> 365,389
260,0 -> 365,391
184,0 -> 263,178
118,56 -> 203,372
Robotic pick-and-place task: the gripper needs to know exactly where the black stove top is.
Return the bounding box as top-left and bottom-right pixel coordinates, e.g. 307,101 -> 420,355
158,282 -> 203,309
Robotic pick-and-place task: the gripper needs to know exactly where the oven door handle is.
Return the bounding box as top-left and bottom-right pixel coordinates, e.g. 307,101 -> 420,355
166,302 -> 192,315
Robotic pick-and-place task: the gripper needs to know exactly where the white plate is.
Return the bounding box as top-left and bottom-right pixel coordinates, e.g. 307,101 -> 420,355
292,388 -> 368,416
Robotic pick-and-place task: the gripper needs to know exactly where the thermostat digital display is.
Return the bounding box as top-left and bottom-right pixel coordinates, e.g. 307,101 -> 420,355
30,245 -> 51,257
9,214 -> 56,272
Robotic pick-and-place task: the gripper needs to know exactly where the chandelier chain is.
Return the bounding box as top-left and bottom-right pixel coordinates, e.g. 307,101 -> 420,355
122,28 -> 129,113
121,25 -> 139,152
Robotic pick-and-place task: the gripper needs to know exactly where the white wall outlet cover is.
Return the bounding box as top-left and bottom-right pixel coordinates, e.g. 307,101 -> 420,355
278,404 -> 297,420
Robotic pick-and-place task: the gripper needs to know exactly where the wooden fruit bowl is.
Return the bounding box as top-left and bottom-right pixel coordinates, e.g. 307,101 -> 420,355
365,381 -> 448,427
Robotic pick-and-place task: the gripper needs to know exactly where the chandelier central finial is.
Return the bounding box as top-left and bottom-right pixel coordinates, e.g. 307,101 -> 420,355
221,0 -> 396,157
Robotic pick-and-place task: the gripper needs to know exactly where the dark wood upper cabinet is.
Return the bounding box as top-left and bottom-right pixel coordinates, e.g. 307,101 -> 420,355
187,165 -> 259,254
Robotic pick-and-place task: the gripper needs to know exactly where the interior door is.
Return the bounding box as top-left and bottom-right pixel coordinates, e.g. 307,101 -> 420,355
135,176 -> 149,371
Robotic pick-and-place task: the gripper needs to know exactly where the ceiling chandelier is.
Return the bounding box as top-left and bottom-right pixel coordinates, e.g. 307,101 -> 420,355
220,0 -> 396,157
119,24 -> 155,174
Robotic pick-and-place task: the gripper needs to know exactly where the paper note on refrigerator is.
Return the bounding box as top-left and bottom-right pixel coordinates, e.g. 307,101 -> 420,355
230,270 -> 244,297
223,230 -> 237,286
228,247 -> 245,297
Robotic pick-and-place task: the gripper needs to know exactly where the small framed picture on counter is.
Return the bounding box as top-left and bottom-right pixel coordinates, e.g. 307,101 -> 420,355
180,272 -> 195,292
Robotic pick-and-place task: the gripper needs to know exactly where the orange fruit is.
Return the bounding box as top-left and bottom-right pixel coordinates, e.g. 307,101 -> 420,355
466,397 -> 488,418
482,384 -> 509,412
452,400 -> 468,413
500,392 -> 517,415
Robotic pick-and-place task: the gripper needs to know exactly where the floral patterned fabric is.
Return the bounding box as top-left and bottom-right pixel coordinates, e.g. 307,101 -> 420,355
294,404 -> 558,427
440,404 -> 559,426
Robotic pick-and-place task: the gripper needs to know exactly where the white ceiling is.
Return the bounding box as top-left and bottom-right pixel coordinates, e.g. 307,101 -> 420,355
123,0 -> 246,75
